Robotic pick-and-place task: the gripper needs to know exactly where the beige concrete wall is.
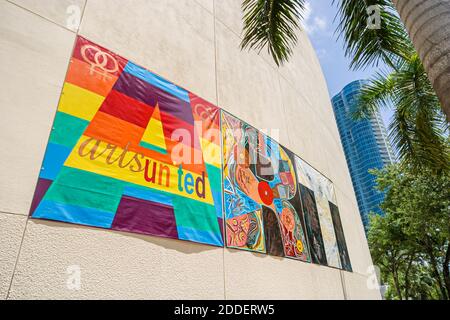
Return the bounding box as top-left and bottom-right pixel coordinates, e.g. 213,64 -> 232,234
0,0 -> 380,299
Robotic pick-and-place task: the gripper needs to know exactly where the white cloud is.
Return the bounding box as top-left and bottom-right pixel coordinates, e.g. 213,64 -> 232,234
302,1 -> 328,35
303,1 -> 312,22
314,16 -> 327,31
316,48 -> 328,59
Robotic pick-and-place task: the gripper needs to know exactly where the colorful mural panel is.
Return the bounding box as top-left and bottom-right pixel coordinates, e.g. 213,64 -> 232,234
226,210 -> 265,252
221,112 -> 310,261
299,184 -> 327,265
329,202 -> 352,271
295,157 -> 348,269
316,194 -> 341,268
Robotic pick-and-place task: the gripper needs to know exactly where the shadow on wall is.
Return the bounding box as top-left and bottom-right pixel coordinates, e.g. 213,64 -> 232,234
29,218 -> 285,260
29,218 -> 219,255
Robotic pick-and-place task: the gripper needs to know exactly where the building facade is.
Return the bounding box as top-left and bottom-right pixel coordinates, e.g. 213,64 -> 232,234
331,80 -> 395,229
0,0 -> 380,299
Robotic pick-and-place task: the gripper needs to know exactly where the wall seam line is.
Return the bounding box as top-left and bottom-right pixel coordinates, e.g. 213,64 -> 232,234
339,270 -> 348,300
5,215 -> 29,300
276,71 -> 293,150
213,16 -> 281,74
5,0 -> 77,33
192,0 -> 213,15
5,0 -> 88,300
212,0 -> 227,301
0,211 -> 28,217
213,16 -> 325,120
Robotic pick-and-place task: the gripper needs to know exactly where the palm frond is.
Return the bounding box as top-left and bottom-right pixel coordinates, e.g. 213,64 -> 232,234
354,52 -> 449,173
389,106 -> 417,168
240,0 -> 305,66
392,54 -> 450,172
335,0 -> 412,70
353,71 -> 395,119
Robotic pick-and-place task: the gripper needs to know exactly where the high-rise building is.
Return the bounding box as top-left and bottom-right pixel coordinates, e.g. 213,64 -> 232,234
331,80 -> 395,229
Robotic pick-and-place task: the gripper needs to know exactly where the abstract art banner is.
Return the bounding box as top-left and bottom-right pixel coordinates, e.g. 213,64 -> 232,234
30,35 -> 351,271
295,157 -> 351,269
222,112 -> 310,261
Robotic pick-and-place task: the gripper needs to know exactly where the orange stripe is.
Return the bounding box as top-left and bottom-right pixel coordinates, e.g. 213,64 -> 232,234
84,112 -> 207,175
84,111 -> 145,149
65,57 -> 118,97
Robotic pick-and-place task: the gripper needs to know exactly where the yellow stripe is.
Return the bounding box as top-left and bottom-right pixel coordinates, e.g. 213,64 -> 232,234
59,82 -> 104,121
64,136 -> 214,205
200,138 -> 221,168
141,118 -> 166,151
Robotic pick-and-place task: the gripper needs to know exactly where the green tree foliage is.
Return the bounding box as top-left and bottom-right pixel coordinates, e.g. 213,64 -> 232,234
354,53 -> 450,174
335,0 -> 411,70
334,0 -> 450,174
240,0 -> 306,66
368,164 -> 450,299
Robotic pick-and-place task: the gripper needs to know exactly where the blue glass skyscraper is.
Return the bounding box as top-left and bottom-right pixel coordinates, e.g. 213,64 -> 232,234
331,80 -> 395,230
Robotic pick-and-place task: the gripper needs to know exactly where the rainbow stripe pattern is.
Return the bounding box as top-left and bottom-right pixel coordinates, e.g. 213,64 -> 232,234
30,36 -> 223,246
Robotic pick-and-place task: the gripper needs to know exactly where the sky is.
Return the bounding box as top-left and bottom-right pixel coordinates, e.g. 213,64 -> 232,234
302,0 -> 393,127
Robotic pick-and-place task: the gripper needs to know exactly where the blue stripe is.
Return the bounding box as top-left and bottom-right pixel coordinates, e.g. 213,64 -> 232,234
32,200 -> 115,228
124,62 -> 190,102
40,143 -> 72,180
123,185 -> 173,207
211,189 -> 223,218
177,226 -> 224,246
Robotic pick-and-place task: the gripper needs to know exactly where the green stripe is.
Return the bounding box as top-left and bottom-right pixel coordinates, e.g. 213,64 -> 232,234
205,163 -> 221,190
55,167 -> 124,195
49,111 -> 89,148
172,196 -> 221,233
139,141 -> 167,154
44,184 -> 121,213
44,166 -> 124,213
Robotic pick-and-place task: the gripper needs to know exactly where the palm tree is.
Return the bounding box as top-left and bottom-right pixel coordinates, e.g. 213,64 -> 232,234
335,0 -> 411,70
335,0 -> 449,172
354,53 -> 449,173
240,0 -> 450,121
391,0 -> 450,122
240,0 -> 306,66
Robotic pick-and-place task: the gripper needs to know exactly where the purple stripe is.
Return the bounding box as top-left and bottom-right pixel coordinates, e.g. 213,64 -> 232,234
217,217 -> 224,239
114,72 -> 194,125
111,195 -> 178,239
29,178 -> 52,216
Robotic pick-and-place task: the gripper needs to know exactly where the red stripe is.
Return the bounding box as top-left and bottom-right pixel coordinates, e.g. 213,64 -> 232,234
99,90 -> 153,128
72,36 -> 128,78
99,90 -> 201,151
